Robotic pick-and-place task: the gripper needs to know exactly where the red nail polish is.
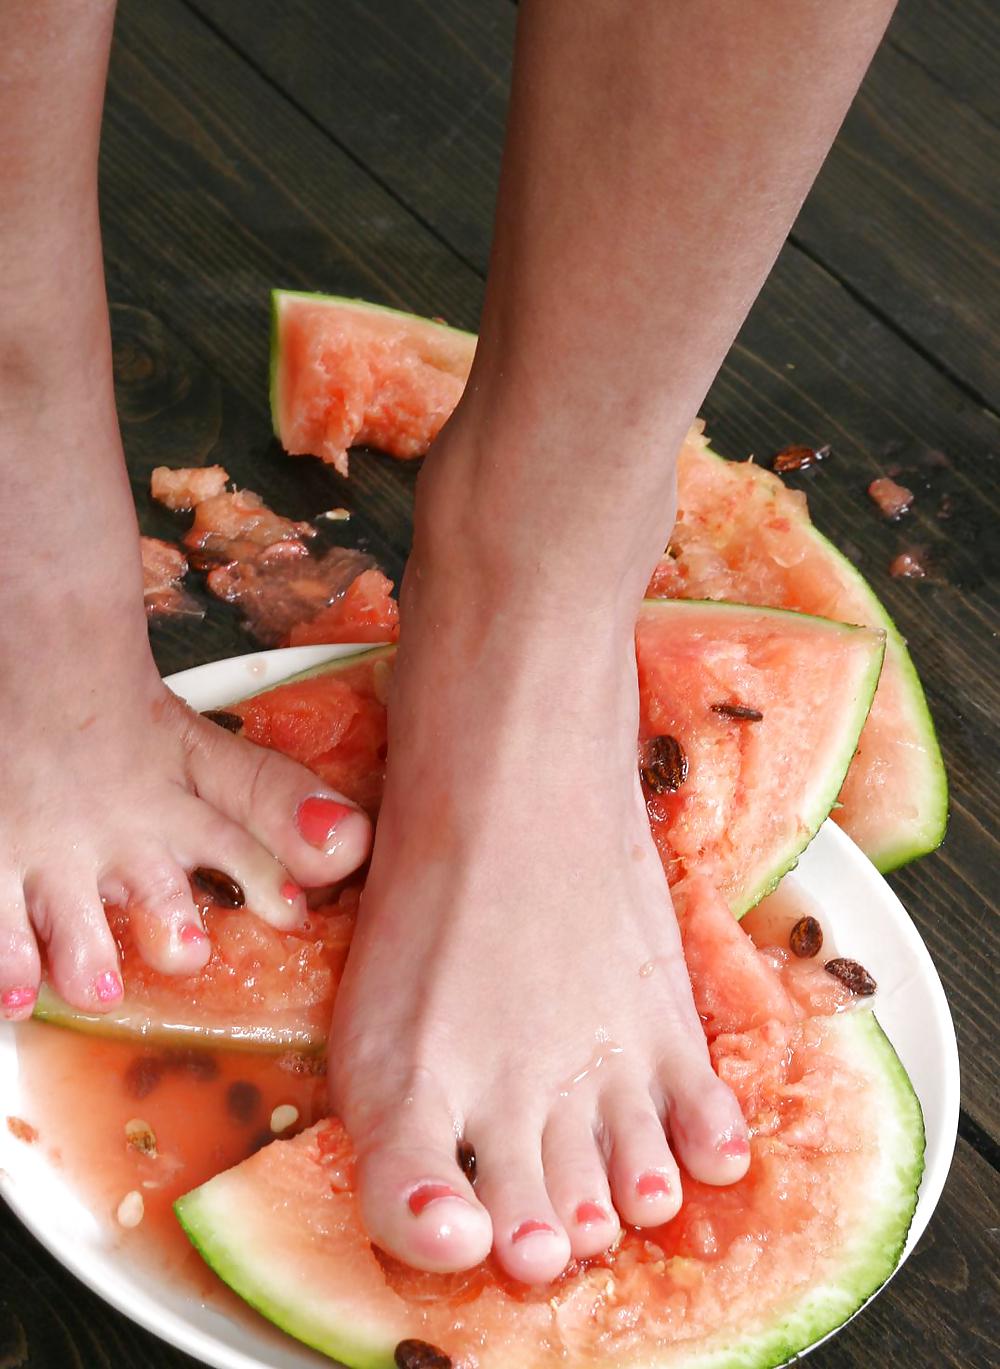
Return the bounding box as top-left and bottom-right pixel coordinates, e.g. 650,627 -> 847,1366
93,971 -> 123,1005
636,1171 -> 671,1198
718,1136 -> 750,1159
575,1201 -> 610,1227
280,879 -> 303,903
296,796 -> 353,850
511,1219 -> 555,1244
180,924 -> 207,945
408,1183 -> 459,1216
1,986 -> 36,1014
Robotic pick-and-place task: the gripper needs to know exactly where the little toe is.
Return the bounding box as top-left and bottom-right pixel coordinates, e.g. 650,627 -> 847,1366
542,1109 -> 619,1260
113,849 -> 211,976
26,871 -> 122,1012
604,1091 -> 682,1228
355,1124 -> 492,1274
667,1070 -> 750,1186
0,883 -> 40,1020
187,724 -> 372,887
473,1131 -> 572,1284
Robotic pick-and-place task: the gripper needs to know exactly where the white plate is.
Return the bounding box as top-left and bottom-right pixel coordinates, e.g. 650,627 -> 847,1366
0,647 -> 960,1369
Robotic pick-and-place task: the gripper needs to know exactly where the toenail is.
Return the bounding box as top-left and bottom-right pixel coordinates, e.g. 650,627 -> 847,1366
1,986 -> 36,1014
717,1136 -> 750,1159
93,971 -> 123,1005
179,924 -> 207,945
636,1171 -> 671,1198
280,878 -> 303,903
296,796 -> 353,850
575,1201 -> 610,1227
511,1219 -> 556,1244
408,1183 -> 460,1216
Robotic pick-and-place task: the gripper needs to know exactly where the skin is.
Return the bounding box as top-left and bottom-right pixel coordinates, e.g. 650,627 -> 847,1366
0,0 -> 894,1286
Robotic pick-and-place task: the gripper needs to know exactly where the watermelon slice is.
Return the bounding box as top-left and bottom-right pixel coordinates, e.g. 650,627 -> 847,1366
270,291 -> 476,475
649,429 -> 947,872
34,602 -> 882,1050
174,884 -> 923,1368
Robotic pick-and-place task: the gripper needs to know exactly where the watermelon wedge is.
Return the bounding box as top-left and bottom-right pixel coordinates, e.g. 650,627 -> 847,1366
174,883 -> 923,1368
270,291 -> 476,475
34,601 -> 883,1050
649,429 -> 947,872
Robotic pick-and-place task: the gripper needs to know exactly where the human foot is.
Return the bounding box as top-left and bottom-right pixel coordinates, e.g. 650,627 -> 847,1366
328,551 -> 749,1285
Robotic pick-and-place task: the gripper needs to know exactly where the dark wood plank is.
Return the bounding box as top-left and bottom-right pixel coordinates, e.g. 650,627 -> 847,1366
191,0 -> 1000,410
2,1136 -> 995,1367
793,41 -> 1000,411
888,0 -> 1000,129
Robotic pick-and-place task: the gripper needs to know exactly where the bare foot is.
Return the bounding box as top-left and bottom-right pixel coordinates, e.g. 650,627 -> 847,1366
0,419 -> 370,1020
329,521 -> 749,1284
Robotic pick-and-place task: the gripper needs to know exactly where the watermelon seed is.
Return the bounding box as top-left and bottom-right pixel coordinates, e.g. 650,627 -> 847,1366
226,1081 -> 262,1124
456,1139 -> 477,1183
124,1118 -> 158,1157
771,443 -> 830,473
394,1339 -> 453,1369
192,867 -> 246,908
824,958 -> 877,996
201,708 -> 244,734
711,703 -> 764,722
789,916 -> 823,959
640,735 -> 688,793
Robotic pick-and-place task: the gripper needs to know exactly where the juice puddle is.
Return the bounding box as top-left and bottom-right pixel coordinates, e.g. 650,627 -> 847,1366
12,1021 -> 326,1309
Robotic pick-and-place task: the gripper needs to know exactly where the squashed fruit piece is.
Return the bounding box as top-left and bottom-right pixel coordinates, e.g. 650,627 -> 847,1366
140,535 -> 203,621
285,568 -> 400,646
151,465 -> 229,511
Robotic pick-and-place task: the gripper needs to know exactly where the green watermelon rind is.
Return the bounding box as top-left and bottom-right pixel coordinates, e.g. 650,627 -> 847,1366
269,289 -> 476,443
173,1009 -> 924,1369
693,444 -> 947,875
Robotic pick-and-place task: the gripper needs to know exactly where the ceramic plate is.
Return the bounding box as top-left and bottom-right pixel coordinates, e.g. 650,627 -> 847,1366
0,647 -> 960,1368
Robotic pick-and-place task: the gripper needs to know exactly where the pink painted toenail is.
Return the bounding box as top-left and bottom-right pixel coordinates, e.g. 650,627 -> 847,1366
408,1183 -> 459,1216
575,1201 -> 610,1227
718,1136 -> 750,1159
180,924 -> 207,945
280,879 -> 303,903
511,1220 -> 555,1244
93,971 -> 123,1005
296,797 -> 353,850
1,986 -> 36,1014
636,1171 -> 671,1198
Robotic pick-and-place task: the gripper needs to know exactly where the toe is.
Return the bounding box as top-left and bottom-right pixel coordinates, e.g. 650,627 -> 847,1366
603,1089 -> 682,1228
542,1108 -> 619,1260
173,797 -> 308,932
25,870 -> 122,1012
187,723 -> 372,887
111,848 -> 211,976
666,1069 -> 750,1186
473,1128 -> 572,1284
353,1107 -> 492,1274
0,882 -> 40,1020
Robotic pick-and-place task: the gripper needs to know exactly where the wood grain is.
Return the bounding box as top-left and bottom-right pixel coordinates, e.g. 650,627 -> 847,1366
889,0 -> 1000,128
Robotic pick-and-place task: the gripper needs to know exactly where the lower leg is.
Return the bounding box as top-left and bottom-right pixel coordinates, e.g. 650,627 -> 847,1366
330,0 -> 896,1282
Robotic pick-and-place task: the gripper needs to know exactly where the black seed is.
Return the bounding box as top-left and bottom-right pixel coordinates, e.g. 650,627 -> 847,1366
226,1081 -> 262,1124
824,958 -> 877,996
789,915 -> 824,959
201,708 -> 244,734
456,1139 -> 477,1183
711,702 -> 764,722
124,1055 -> 163,1100
394,1340 -> 453,1369
192,866 -> 246,908
639,735 -> 689,794
771,443 -> 831,473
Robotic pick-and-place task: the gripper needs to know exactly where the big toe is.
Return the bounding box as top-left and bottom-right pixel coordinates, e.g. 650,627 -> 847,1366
356,1118 -> 492,1273
667,1068 -> 750,1185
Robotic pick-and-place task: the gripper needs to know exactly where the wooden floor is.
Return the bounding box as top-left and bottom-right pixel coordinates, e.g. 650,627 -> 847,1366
1,2 -> 997,1364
